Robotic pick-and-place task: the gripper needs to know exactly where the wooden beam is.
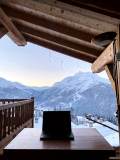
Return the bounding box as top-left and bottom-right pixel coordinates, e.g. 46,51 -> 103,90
0,7 -> 26,46
14,20 -> 102,57
37,0 -> 120,28
24,33 -> 96,63
115,25 -> 120,105
105,64 -> 115,93
58,0 -> 120,20
91,42 -> 114,73
115,25 -> 120,145
0,0 -> 117,32
0,6 -> 99,43
0,26 -> 8,38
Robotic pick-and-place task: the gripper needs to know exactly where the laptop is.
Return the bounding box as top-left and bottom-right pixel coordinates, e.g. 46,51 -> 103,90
40,111 -> 74,140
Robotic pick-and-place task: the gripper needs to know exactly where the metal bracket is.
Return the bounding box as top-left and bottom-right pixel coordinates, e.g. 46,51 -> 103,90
115,51 -> 120,62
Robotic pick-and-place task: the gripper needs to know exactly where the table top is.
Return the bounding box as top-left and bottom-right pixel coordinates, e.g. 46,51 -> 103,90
4,128 -> 114,151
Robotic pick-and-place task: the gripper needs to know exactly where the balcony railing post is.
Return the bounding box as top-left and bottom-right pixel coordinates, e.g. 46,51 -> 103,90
18,106 -> 20,128
23,105 -> 25,124
3,109 -> 7,138
31,97 -> 34,128
8,108 -> 10,135
15,107 -> 17,130
20,105 -> 22,126
24,104 -> 27,122
0,110 -> 2,140
11,107 -> 14,132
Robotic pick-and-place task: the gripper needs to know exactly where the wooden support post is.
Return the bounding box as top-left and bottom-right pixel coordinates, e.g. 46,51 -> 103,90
115,25 -> 120,145
105,64 -> 115,93
0,7 -> 26,46
91,42 -> 114,73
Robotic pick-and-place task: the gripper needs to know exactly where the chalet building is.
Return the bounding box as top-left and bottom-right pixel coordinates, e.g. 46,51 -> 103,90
0,0 -> 120,159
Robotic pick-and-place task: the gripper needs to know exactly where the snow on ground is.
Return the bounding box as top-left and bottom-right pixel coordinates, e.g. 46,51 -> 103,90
34,117 -> 43,128
105,132 -> 119,146
71,122 -> 77,128
34,117 -> 119,146
92,122 -> 119,146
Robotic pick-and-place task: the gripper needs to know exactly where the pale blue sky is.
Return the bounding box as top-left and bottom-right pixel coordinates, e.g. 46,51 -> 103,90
0,35 -> 108,87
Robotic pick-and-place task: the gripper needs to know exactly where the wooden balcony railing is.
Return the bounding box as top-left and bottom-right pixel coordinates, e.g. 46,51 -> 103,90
0,99 -> 28,105
0,98 -> 34,152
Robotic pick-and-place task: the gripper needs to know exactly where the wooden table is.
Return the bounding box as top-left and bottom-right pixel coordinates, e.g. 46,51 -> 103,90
3,128 -> 115,160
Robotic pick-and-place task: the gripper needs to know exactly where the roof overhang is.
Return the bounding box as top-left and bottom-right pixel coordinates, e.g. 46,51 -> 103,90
0,0 -> 120,72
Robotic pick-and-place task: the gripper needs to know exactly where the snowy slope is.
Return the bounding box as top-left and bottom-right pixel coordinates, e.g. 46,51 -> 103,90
92,122 -> 119,146
37,72 -> 116,119
53,72 -> 110,90
0,72 -> 117,120
0,77 -> 48,102
0,77 -> 48,90
34,117 -> 119,146
0,77 -> 27,89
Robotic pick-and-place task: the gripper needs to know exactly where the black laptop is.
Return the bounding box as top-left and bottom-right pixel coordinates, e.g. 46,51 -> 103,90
40,111 -> 74,140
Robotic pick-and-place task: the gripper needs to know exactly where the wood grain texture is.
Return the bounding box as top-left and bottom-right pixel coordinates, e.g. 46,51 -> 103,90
0,111 -> 2,140
15,21 -> 102,56
24,34 -> 96,63
4,128 -> 115,160
0,99 -> 33,110
91,42 -> 114,73
0,0 -> 117,32
57,0 -> 120,20
105,64 -> 115,93
0,7 -> 26,46
0,98 -> 34,155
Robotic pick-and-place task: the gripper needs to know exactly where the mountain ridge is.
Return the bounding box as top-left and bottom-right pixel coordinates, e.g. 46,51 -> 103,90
0,72 -> 116,120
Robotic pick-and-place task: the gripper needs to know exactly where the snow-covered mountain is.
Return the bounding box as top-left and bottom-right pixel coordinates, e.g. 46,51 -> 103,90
53,72 -> 110,90
0,72 -> 117,120
0,77 -> 28,89
36,72 -> 116,119
0,77 -> 45,99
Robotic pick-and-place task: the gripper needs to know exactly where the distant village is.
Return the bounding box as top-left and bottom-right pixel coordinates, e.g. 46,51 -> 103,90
34,106 -> 114,128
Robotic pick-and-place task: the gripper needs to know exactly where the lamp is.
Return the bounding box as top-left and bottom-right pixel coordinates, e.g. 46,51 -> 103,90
91,31 -> 116,46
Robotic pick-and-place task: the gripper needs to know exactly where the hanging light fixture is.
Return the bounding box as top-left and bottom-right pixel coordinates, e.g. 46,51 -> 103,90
91,31 -> 117,47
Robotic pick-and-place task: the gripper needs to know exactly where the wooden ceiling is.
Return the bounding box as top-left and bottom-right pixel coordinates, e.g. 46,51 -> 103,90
0,0 -> 119,64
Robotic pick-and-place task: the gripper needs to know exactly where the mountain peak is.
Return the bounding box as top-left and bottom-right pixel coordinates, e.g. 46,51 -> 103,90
53,71 -> 110,90
0,77 -> 27,89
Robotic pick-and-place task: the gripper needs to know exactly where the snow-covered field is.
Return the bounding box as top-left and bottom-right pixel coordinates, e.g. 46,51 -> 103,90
34,117 -> 119,147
